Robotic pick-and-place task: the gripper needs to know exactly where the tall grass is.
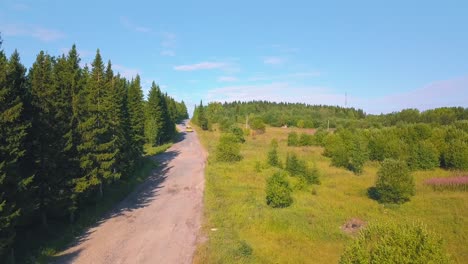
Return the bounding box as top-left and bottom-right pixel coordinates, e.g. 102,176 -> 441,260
194,125 -> 468,263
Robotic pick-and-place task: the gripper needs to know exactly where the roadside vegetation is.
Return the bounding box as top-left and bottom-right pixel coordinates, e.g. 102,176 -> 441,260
0,36 -> 188,263
193,102 -> 467,263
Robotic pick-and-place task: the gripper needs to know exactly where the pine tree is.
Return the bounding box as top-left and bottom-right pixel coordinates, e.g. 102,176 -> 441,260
127,75 -> 145,159
29,51 -> 66,227
145,82 -> 174,146
0,46 -> 31,260
76,50 -> 118,198
198,100 -> 209,130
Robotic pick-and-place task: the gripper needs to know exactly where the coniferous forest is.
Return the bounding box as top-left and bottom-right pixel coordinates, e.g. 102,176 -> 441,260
0,37 -> 188,261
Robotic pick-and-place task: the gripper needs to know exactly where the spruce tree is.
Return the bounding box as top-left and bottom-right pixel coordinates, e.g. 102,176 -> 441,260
127,75 -> 145,159
145,82 -> 174,146
76,50 -> 118,198
29,51 -> 66,227
0,46 -> 31,260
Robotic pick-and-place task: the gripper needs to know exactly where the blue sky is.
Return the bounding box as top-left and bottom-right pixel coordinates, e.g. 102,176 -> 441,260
1,0 -> 467,114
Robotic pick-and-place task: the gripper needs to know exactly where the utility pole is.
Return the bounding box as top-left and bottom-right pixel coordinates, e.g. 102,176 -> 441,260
345,92 -> 347,107
327,120 -> 330,131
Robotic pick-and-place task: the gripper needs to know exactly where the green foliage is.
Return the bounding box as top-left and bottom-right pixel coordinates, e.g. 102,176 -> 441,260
145,82 -> 175,146
215,134 -> 243,162
347,134 -> 368,174
407,141 -> 439,170
0,47 -> 31,260
230,126 -> 245,143
0,41 -> 185,261
266,172 -> 293,208
373,159 -> 415,204
249,116 -> 266,133
196,101 -> 209,130
340,222 -> 450,264
285,153 -> 320,184
267,139 -> 281,167
127,75 -> 146,159
287,132 -> 299,146
299,133 -> 314,146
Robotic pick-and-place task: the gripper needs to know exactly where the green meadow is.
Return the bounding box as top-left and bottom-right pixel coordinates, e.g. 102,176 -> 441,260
194,126 -> 468,264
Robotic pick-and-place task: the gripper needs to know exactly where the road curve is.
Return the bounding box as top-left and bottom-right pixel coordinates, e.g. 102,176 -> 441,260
55,122 -> 206,264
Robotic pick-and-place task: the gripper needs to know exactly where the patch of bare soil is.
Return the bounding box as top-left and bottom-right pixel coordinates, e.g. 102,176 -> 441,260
341,218 -> 366,235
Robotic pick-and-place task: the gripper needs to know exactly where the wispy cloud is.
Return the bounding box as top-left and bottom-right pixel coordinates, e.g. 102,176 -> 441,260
1,23 -> 64,42
160,50 -> 175,56
263,56 -> 285,65
217,76 -> 238,82
207,82 -> 342,105
206,75 -> 468,114
11,3 -> 29,11
362,75 -> 468,114
114,64 -> 140,79
160,32 -> 176,56
247,71 -> 321,81
174,62 -> 227,71
60,47 -> 92,58
120,16 -> 151,33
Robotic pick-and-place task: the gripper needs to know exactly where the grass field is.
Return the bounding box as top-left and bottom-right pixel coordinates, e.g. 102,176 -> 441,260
194,126 -> 468,263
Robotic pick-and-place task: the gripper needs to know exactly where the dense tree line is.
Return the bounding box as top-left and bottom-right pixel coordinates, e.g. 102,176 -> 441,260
0,38 -> 187,261
320,123 -> 468,174
193,100 -> 468,129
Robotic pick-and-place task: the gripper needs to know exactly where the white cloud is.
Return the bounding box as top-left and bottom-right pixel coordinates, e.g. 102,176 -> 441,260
174,62 -> 227,71
218,76 -> 238,82
120,16 -> 151,33
1,23 -> 64,42
361,76 -> 468,114
206,82 -> 341,105
160,50 -> 175,56
247,71 -> 321,81
113,64 -> 140,79
263,56 -> 285,65
206,76 -> 468,114
160,32 -> 177,56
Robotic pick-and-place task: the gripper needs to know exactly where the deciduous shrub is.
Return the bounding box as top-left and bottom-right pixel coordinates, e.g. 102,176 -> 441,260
215,133 -> 242,162
340,222 -> 450,264
230,126 -> 245,143
407,140 -> 439,170
373,159 -> 415,204
249,117 -> 266,134
266,172 -> 293,208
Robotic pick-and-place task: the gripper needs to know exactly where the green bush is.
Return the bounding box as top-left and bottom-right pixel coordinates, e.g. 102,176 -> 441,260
229,126 -> 245,143
444,139 -> 468,170
287,132 -> 299,146
373,159 -> 415,204
340,222 -> 450,264
285,153 -> 320,184
407,140 -> 439,170
347,134 -> 368,174
299,133 -> 313,146
267,139 -> 282,167
215,133 -> 243,162
266,172 -> 293,208
250,117 -> 266,133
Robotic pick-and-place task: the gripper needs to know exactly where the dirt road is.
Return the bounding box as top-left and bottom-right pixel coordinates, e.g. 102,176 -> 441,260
55,123 -> 206,264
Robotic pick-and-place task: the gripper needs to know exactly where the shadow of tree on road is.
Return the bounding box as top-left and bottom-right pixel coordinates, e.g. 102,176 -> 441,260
53,148 -> 181,263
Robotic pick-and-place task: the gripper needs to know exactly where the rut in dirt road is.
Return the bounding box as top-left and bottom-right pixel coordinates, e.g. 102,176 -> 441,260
54,123 -> 206,264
